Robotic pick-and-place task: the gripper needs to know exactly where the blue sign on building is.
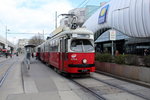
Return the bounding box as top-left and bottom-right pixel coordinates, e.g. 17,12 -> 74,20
98,4 -> 109,24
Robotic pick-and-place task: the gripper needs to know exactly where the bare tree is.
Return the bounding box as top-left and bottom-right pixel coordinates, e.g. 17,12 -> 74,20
28,35 -> 45,46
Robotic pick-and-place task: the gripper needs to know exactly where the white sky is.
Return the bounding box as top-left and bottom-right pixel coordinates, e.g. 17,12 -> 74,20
0,0 -> 73,44
0,0 -> 109,44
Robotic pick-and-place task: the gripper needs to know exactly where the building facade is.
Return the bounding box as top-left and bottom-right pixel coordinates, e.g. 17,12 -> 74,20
95,30 -> 150,56
68,5 -> 100,27
17,39 -> 29,53
0,35 -> 15,55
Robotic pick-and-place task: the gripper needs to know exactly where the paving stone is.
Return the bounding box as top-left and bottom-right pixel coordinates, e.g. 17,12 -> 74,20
59,91 -> 81,100
103,92 -> 144,100
7,92 -> 61,100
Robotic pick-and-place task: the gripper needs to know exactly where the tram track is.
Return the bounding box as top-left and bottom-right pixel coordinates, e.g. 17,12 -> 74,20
68,73 -> 150,100
91,75 -> 150,100
41,57 -> 150,100
0,59 -> 17,87
47,63 -> 150,100
69,78 -> 106,100
50,67 -> 106,100
0,58 -> 11,67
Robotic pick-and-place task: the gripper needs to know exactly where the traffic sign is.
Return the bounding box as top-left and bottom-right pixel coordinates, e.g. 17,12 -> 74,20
109,30 -> 116,40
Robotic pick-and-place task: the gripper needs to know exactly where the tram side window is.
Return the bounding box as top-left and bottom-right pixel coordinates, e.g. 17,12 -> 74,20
45,44 -> 47,52
49,44 -> 52,52
65,39 -> 68,52
51,45 -> 58,52
62,39 -> 68,52
38,48 -> 40,52
54,45 -> 58,51
44,45 -> 45,52
49,41 -> 58,52
46,45 -> 49,52
48,44 -> 51,52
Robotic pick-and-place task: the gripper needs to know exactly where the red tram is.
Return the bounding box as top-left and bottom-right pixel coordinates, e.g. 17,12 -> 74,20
36,27 -> 95,74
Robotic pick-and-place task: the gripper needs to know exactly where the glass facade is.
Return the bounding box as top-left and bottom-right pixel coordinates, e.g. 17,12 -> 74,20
95,30 -> 150,56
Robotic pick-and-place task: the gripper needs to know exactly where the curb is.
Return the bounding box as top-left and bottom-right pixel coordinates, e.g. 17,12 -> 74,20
96,70 -> 150,88
21,61 -> 25,93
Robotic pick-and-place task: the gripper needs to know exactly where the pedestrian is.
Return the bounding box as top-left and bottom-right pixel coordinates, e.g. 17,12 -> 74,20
10,53 -> 12,58
36,52 -> 38,60
5,51 -> 8,58
144,49 -> 148,56
115,50 -> 119,56
16,52 -> 18,56
27,52 -> 31,60
32,52 -> 34,58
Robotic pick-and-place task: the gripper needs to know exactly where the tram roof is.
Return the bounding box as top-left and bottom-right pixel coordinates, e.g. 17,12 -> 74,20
50,27 -> 93,38
66,27 -> 93,34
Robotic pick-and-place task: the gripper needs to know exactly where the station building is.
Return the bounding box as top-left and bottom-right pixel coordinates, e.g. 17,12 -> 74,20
95,30 -> 150,56
0,35 -> 15,56
68,0 -> 150,56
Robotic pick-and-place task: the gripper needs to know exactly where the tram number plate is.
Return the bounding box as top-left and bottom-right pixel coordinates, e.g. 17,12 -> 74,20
81,69 -> 88,72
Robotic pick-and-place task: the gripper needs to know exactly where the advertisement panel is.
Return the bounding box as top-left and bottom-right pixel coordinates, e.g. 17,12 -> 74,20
98,4 -> 109,24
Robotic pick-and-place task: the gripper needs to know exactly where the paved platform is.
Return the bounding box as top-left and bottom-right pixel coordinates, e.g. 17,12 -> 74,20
1,56 -> 150,100
0,55 -> 24,100
0,56 -> 9,63
4,57 -> 97,100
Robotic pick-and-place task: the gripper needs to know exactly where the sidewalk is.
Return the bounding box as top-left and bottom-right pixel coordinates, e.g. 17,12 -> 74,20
6,57 -> 95,100
0,56 -> 10,63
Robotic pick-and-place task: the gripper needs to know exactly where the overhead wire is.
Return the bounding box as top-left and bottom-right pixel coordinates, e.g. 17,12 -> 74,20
77,0 -> 89,8
81,0 -> 91,7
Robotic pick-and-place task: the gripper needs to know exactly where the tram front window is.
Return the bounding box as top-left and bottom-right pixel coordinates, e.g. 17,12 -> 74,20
71,39 -> 94,52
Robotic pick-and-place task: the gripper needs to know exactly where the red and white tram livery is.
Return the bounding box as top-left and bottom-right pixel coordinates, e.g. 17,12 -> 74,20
38,27 -> 95,74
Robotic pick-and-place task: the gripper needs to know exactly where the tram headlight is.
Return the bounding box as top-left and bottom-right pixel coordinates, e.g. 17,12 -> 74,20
82,59 -> 87,64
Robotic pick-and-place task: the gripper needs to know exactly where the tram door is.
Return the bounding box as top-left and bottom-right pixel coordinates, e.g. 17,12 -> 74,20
60,38 -> 65,71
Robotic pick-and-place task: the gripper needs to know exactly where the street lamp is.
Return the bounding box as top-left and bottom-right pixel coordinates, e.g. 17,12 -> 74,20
5,26 -> 10,49
111,9 -> 121,56
111,7 -> 129,56
111,10 -> 117,56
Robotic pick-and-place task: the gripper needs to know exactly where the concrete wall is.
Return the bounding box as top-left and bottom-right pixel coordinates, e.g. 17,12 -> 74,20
95,61 -> 150,83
